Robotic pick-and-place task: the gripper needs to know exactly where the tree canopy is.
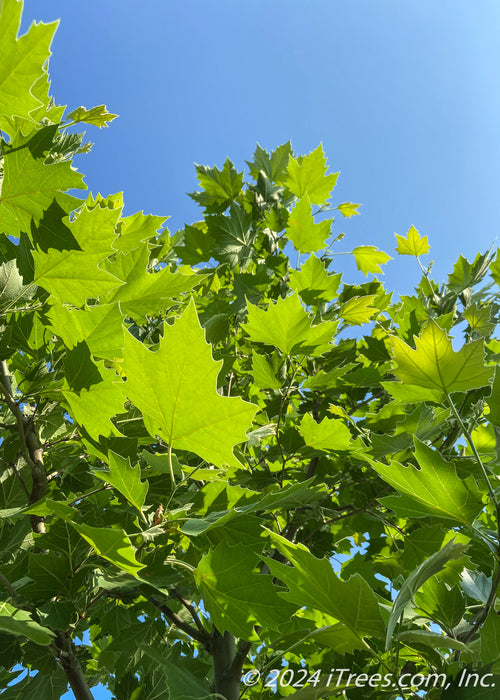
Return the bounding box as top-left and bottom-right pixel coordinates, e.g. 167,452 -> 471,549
1,2 -> 500,699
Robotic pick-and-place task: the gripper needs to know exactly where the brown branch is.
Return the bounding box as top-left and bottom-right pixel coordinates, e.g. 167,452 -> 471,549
170,590 -> 207,636
228,640 -> 252,679
54,630 -> 95,700
147,596 -> 211,648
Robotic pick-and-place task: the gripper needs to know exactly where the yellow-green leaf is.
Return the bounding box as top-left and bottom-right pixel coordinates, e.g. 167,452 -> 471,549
370,438 -> 484,524
395,225 -> 430,256
337,202 -> 361,218
286,196 -> 332,253
122,300 -> 258,468
338,295 -> 377,325
352,246 -> 392,275
284,144 -> 339,205
391,319 -> 494,394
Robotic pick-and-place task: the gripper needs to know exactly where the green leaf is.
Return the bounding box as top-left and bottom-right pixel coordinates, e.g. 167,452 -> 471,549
0,259 -> 35,311
0,0 -> 57,133
370,438 -> 484,524
104,246 -> 200,320
46,302 -> 124,361
71,522 -> 144,574
0,602 -> 55,646
394,225 -> 430,256
0,127 -> 85,238
463,303 -> 495,337
487,367 -> 500,426
289,255 -> 342,305
391,319 -> 494,394
395,629 -> 468,653
285,196 -> 332,253
480,611 -> 500,665
122,300 -> 257,468
448,250 -> 492,293
246,142 -> 292,182
141,647 -> 211,700
66,104 -> 118,128
337,202 -> 361,218
244,293 -> 335,355
194,542 -> 297,639
285,144 -> 339,205
33,197 -> 123,305
266,532 -> 386,638
190,157 -> 243,209
338,295 -> 377,325
0,671 -> 68,700
62,364 -> 125,440
252,351 -> 282,389
386,538 -> 468,649
93,451 -> 148,517
114,210 -> 167,254
352,246 -> 392,275
300,414 -> 352,451
206,202 -> 255,268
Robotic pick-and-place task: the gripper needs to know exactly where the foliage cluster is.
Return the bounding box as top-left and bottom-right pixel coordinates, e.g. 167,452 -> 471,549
2,2 -> 500,699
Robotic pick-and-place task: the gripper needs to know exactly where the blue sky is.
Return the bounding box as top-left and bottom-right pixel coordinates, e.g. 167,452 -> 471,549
16,1 -> 500,697
22,0 -> 500,298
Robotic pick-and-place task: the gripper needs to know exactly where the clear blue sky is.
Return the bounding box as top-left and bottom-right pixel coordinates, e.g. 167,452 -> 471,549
22,0 -> 500,298
17,1 -> 500,697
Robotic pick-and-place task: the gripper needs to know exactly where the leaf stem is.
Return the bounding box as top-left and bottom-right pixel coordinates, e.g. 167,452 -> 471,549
168,442 -> 176,487
445,391 -> 497,507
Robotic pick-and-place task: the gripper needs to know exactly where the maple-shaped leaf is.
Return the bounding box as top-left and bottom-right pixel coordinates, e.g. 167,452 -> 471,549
246,142 -> 292,183
285,144 -> 339,205
114,210 -> 167,253
189,158 -> 243,211
265,532 -> 386,639
206,202 -> 256,268
175,221 -> 216,265
93,451 -> 148,518
338,295 -> 377,325
71,522 -> 144,575
395,225 -> 430,256
67,104 -> 118,128
121,301 -> 258,468
62,364 -> 125,440
0,126 -> 86,238
46,302 -> 124,361
286,196 -> 333,253
352,246 -> 392,275
336,202 -> 361,218
391,319 -> 494,394
193,543 -> 297,639
103,246 -> 201,320
463,303 -> 495,337
244,293 -> 336,355
289,254 -> 342,305
369,439 -> 484,524
300,414 -> 352,451
0,1 -> 57,134
33,196 -> 123,305
448,249 -> 492,293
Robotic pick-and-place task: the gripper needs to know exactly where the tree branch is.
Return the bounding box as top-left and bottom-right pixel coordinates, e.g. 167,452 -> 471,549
170,590 -> 207,637
54,630 -> 95,700
147,596 -> 211,648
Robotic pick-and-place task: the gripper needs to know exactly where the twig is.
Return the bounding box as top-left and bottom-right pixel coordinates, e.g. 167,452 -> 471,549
148,596 -> 211,648
170,590 -> 207,636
